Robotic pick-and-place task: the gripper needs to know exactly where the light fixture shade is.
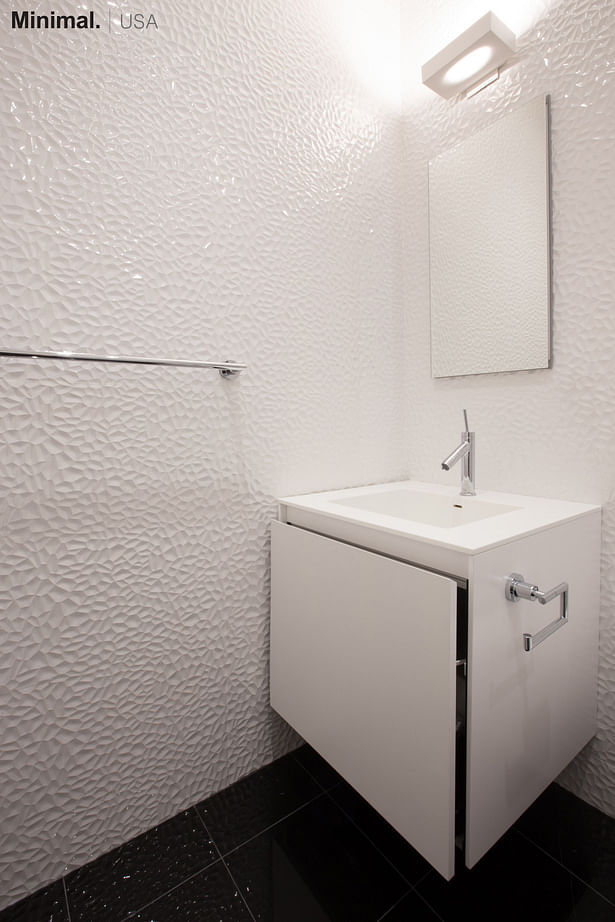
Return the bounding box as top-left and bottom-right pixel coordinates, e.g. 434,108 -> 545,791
421,12 -> 516,99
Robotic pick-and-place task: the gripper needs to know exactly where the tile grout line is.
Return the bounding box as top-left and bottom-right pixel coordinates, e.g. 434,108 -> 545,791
324,789 -> 420,890
62,877 -> 73,922
294,751 -> 439,910
291,749 -> 347,796
513,827 -> 615,908
117,860 -> 223,922
375,887 -> 414,921
214,789 -> 327,860
294,748 -> 433,891
194,808 -> 257,922
218,855 -> 257,922
374,879 -> 445,922
290,750 -> 331,792
413,867 -> 436,892
112,807 -> 223,921
409,885 -> 447,922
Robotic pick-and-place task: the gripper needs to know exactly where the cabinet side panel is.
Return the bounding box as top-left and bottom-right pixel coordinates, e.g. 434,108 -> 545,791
466,512 -> 601,867
270,521 -> 458,880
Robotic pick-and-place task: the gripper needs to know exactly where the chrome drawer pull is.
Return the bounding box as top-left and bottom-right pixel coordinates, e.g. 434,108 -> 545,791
505,573 -> 569,652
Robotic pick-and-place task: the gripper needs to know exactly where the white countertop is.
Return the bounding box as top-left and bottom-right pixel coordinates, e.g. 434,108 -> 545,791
279,480 -> 600,553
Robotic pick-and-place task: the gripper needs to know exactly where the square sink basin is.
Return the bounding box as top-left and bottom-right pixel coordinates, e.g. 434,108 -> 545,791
331,490 -> 520,528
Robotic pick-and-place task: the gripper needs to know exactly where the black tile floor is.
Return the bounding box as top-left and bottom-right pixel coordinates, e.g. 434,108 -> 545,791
2,745 -> 615,921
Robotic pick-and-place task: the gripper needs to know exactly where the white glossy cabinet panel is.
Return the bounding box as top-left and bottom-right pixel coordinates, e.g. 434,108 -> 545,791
270,521 -> 458,879
466,514 -> 600,867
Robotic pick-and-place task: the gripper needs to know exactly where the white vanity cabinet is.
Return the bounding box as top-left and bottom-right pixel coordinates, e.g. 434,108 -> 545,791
269,482 -> 600,880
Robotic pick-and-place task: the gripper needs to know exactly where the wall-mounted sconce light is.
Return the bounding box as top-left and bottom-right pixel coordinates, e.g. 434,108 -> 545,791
421,12 -> 516,99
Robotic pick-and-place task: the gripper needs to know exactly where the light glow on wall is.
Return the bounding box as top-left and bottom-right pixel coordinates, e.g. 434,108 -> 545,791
324,0 -> 401,108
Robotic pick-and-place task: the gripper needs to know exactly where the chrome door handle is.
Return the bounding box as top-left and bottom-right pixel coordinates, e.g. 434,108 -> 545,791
505,573 -> 569,652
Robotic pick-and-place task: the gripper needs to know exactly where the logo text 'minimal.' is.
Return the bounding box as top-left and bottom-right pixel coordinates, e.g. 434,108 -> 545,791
12,10 -> 99,29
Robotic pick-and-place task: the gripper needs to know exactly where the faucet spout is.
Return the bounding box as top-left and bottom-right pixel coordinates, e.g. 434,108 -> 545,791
441,440 -> 470,471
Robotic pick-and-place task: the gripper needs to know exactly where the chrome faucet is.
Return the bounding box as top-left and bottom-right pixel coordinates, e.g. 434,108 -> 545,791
441,410 -> 475,496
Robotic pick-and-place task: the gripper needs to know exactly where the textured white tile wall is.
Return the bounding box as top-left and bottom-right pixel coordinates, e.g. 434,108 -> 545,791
3,0 -> 614,908
400,0 -> 615,817
0,0 -> 405,907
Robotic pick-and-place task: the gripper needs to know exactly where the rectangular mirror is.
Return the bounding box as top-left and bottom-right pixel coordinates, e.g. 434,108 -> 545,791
429,95 -> 551,378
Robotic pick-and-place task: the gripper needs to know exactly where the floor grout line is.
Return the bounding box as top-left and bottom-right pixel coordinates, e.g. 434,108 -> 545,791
291,748 -> 349,795
324,788 -> 422,890
410,885 -> 446,922
375,887 -> 414,921
290,749 -> 336,793
113,807 -> 223,921
62,877 -> 73,922
117,860 -> 223,922
292,751 -> 438,907
414,867 -> 435,890
217,790 -> 327,860
374,879 -> 446,922
290,749 -> 326,789
513,827 -> 615,908
195,810 -> 257,922
219,858 -> 257,922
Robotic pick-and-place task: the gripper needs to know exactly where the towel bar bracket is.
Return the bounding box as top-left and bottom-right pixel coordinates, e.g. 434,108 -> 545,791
504,572 -> 569,653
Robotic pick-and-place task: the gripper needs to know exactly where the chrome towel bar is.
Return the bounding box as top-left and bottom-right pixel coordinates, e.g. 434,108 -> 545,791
505,573 -> 569,652
0,348 -> 246,378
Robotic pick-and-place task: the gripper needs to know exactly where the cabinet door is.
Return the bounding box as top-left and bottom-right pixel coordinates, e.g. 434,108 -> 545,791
466,514 -> 600,868
270,522 -> 458,880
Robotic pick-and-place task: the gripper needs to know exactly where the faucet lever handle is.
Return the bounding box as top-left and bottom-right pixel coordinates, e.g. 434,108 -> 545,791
463,409 -> 469,432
